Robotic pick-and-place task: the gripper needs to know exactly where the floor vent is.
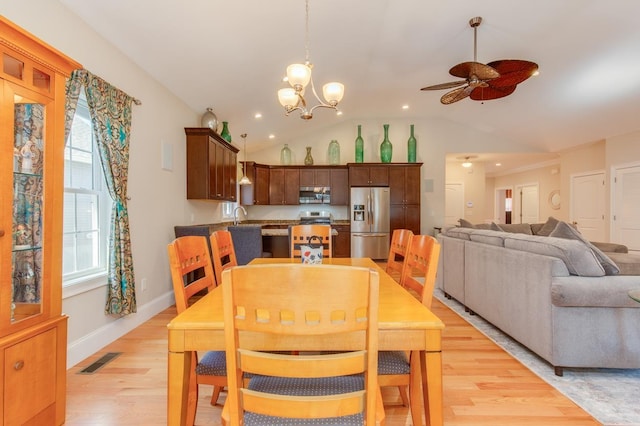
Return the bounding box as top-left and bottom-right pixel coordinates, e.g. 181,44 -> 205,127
78,352 -> 122,374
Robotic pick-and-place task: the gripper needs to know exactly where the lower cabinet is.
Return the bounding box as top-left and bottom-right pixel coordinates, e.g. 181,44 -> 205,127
2,317 -> 67,425
332,224 -> 351,258
390,204 -> 421,235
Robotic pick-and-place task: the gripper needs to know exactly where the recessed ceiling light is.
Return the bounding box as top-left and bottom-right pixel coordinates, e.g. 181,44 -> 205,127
402,105 -> 409,110
336,110 -> 343,116
254,113 -> 262,119
268,134 -> 275,139
495,163 -> 502,167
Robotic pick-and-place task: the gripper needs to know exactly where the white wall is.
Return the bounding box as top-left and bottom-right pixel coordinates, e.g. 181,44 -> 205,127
3,1 -> 230,367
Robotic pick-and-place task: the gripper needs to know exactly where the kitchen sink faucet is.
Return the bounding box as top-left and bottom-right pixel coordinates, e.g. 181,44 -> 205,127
233,206 -> 247,226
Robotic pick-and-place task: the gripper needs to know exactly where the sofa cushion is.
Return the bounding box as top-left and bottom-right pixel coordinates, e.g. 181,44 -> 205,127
549,221 -> 619,275
535,216 -> 560,236
591,241 -> 628,254
606,253 -> 640,275
444,227 -> 474,240
504,233 -> 605,277
468,229 -> 506,247
498,223 -> 533,235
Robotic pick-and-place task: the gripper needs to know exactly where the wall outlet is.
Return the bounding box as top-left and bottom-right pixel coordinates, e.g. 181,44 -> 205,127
141,278 -> 148,292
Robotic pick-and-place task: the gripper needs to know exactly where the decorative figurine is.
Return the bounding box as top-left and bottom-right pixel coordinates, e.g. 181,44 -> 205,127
20,139 -> 34,173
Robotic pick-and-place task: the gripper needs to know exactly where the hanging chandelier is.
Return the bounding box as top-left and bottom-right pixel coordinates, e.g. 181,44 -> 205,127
238,133 -> 251,185
277,0 -> 344,120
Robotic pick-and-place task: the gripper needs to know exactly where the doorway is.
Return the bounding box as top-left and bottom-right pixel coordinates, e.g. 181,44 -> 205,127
612,163 -> 640,251
513,183 -> 539,224
570,171 -> 605,242
494,187 -> 513,224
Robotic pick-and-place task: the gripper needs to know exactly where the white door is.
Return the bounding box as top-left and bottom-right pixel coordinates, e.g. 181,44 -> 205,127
445,183 -> 464,227
514,184 -> 539,224
612,164 -> 640,251
570,171 -> 605,241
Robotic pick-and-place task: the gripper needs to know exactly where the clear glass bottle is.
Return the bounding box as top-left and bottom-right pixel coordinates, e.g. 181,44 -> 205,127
407,124 -> 417,163
280,144 -> 292,165
328,140 -> 340,165
304,146 -> 314,165
355,125 -> 364,163
380,124 -> 392,163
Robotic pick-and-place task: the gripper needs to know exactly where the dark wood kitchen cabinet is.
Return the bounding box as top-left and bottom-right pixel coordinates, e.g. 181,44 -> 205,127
348,164 -> 389,186
299,167 -> 330,187
269,167 -> 300,205
240,162 -> 270,205
185,127 -> 239,201
332,224 -> 351,257
388,164 -> 422,234
329,168 -> 349,205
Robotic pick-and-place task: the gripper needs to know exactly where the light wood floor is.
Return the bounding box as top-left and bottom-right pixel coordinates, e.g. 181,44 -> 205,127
65,298 -> 600,425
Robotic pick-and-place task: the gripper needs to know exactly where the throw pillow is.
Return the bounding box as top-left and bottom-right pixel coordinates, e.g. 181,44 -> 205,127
458,218 -> 475,228
498,223 -> 533,235
536,216 -> 560,236
490,222 -> 503,231
549,221 -> 620,275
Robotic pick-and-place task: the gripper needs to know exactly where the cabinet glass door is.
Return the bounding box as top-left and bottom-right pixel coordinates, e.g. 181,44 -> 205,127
11,87 -> 46,323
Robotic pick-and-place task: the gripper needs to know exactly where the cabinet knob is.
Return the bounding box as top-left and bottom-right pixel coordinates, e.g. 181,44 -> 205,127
14,360 -> 24,371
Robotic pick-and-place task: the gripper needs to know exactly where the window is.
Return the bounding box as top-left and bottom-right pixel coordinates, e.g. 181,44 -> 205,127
63,91 -> 111,285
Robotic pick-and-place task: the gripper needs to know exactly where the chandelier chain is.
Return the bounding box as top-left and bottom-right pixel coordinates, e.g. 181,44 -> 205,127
304,0 -> 310,63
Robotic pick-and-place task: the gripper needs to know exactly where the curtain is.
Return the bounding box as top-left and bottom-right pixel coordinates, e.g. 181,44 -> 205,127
65,69 -> 137,316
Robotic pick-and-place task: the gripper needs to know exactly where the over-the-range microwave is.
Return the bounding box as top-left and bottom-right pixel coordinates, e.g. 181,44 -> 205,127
299,186 -> 331,204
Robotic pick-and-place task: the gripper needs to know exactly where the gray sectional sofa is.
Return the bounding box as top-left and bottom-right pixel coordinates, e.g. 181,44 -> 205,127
437,218 -> 640,375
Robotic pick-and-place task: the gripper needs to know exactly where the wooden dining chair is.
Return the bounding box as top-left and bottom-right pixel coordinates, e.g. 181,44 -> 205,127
289,224 -> 333,259
378,234 -> 441,423
209,230 -> 238,285
166,236 -> 228,424
385,228 -> 414,282
220,263 -> 385,425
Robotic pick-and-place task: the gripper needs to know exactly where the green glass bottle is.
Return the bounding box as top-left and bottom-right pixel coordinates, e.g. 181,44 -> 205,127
380,124 -> 392,163
220,121 -> 232,143
407,124 -> 417,163
355,125 -> 364,163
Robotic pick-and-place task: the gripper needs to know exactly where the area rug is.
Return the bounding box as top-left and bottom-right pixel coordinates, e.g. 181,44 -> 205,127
434,288 -> 640,426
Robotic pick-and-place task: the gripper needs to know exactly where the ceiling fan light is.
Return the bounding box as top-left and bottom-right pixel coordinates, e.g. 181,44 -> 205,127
322,82 -> 344,105
462,161 -> 472,168
286,63 -> 311,89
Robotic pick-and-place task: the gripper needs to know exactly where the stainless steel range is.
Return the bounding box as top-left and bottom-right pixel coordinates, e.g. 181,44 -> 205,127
299,210 -> 333,225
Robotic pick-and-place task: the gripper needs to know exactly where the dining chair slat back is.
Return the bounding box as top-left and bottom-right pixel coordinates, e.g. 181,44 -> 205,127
289,224 -> 332,259
210,230 -> 238,285
386,229 -> 414,282
221,264 -> 384,425
167,235 -> 228,420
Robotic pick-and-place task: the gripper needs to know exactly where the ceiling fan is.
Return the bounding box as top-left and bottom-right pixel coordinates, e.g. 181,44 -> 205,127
421,17 -> 538,105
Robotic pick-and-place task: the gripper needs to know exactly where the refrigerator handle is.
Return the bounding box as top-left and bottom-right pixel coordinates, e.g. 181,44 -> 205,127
369,190 -> 374,225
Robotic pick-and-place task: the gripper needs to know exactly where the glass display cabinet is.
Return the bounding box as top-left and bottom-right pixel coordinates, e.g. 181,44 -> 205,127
0,17 -> 81,425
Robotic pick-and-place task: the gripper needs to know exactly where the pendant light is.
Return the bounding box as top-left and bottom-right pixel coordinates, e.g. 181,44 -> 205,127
238,133 -> 251,185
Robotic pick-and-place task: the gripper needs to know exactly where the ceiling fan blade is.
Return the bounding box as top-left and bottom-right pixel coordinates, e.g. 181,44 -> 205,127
441,86 -> 473,104
421,80 -> 467,91
470,84 -> 517,101
485,60 -> 538,88
449,61 -> 500,81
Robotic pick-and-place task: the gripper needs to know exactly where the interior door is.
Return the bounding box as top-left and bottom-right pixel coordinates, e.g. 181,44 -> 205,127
445,183 -> 464,226
515,184 -> 539,224
612,164 -> 640,251
570,171 -> 605,241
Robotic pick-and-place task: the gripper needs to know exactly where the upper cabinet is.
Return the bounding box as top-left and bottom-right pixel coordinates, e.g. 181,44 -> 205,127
348,164 -> 389,186
240,161 -> 270,205
269,167 -> 300,205
184,128 -> 239,202
299,168 -> 330,187
0,16 -> 81,425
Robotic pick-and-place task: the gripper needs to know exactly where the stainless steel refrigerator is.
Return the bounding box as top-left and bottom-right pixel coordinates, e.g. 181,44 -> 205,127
350,187 -> 390,259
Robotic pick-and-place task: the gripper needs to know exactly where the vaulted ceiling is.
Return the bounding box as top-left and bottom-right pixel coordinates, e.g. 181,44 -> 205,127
59,0 -> 640,167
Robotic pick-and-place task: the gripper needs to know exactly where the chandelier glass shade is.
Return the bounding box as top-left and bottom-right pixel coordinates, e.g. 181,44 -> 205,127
277,0 -> 344,120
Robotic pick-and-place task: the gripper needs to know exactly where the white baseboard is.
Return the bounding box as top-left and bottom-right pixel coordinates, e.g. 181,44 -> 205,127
66,291 -> 175,369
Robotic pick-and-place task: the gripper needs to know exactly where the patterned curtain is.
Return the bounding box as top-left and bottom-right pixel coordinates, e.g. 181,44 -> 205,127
65,69 -> 137,316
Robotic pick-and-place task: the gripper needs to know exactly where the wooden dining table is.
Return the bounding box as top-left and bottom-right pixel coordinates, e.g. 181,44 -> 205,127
167,257 -> 445,425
